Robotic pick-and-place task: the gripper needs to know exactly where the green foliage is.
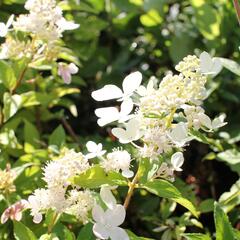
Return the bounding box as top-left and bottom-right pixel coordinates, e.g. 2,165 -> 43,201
72,165 -> 128,188
214,202 -> 235,240
142,179 -> 198,217
183,233 -> 211,240
14,221 -> 37,240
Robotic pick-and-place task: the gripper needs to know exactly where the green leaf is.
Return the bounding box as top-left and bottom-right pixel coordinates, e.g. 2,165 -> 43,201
169,33 -> 195,63
191,1 -> 221,40
72,165 -> 128,188
217,58 -> 240,76
14,221 -> 37,240
182,233 -> 211,240
3,93 -> 22,122
219,179 -> 240,213
49,125 -> 66,148
0,60 -> 17,91
214,202 -> 235,240
198,199 -> 214,213
77,223 -> 95,240
138,158 -> 160,184
127,230 -> 154,239
141,179 -> 198,217
140,9 -> 162,27
24,120 -> 40,148
52,222 -> 75,240
217,149 -> 240,174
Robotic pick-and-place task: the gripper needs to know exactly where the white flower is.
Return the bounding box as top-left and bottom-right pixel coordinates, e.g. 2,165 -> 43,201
137,77 -> 155,96
95,99 -> 133,126
101,149 -> 134,178
155,163 -> 174,181
99,186 -> 117,209
56,18 -> 79,31
168,123 -> 192,147
43,149 -> 90,188
199,51 -> 222,76
171,152 -> 184,171
92,187 -> 129,240
13,0 -> 79,43
92,71 -> 142,102
58,63 -> 78,84
112,118 -> 142,144
85,141 -> 106,159
27,188 -> 50,223
0,15 -> 14,37
65,189 -> 95,224
211,114 -> 227,129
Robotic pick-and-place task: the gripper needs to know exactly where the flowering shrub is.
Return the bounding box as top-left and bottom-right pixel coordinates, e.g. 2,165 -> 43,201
0,0 -> 240,240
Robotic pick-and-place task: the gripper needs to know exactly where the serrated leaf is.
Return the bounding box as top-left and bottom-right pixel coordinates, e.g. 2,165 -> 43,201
72,165 -> 128,188
182,233 -> 211,240
141,179 -> 198,217
214,202 -> 234,240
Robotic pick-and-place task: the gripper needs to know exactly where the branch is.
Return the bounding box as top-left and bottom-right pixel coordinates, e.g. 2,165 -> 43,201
61,117 -> 81,147
123,172 -> 139,209
233,0 -> 240,25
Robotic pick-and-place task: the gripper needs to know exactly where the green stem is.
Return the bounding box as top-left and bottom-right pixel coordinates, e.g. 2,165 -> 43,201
47,212 -> 59,234
11,66 -> 28,94
123,171 -> 139,210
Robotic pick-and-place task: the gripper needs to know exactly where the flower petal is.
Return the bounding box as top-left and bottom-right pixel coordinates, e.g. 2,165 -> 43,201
100,186 -> 117,209
86,141 -> 97,153
105,204 -> 126,227
93,223 -> 109,239
109,226 -> 129,240
92,204 -> 105,223
33,212 -> 42,224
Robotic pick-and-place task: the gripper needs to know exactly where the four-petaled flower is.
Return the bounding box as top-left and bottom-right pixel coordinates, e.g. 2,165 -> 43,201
58,63 -> 79,84
86,141 -> 106,159
1,200 -> 28,224
92,187 -> 129,240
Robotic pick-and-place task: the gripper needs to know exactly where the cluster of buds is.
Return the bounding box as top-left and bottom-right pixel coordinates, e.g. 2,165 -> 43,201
0,164 -> 16,195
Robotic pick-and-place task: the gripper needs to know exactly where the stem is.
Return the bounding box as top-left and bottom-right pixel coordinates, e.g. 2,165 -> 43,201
47,212 -> 59,234
233,0 -> 240,25
11,66 -> 28,94
61,117 -> 81,147
123,172 -> 139,210
166,108 -> 176,128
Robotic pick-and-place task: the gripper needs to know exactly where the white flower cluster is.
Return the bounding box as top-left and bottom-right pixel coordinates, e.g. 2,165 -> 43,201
0,0 -> 79,84
27,149 -> 94,224
92,52 -> 227,181
86,141 -> 134,178
14,0 -> 79,42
